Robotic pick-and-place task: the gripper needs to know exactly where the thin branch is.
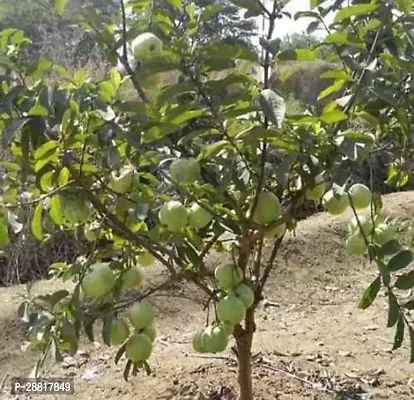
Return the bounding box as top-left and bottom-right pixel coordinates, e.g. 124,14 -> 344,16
119,0 -> 149,103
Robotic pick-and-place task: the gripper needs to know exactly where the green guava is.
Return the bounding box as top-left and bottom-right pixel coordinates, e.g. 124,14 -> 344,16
214,264 -> 244,290
192,330 -> 207,353
348,215 -> 374,237
322,189 -> 349,215
169,158 -> 201,184
81,263 -> 115,298
348,184 -> 372,209
217,295 -> 246,325
137,251 -> 155,267
345,233 -> 367,256
128,301 -> 156,329
265,222 -> 286,238
125,333 -> 153,362
63,196 -> 92,224
374,223 -> 395,246
305,174 -> 326,201
111,318 -> 130,345
188,203 -> 212,229
132,32 -> 163,61
251,191 -> 282,225
202,325 -> 228,354
159,200 -> 188,232
140,324 -> 156,342
234,283 -> 255,309
109,166 -> 135,194
121,266 -> 144,290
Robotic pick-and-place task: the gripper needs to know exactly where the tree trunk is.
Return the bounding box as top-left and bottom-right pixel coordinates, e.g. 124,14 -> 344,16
235,309 -> 254,400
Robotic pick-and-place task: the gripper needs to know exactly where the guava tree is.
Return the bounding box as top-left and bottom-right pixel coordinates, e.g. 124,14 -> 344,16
1,0 -> 414,399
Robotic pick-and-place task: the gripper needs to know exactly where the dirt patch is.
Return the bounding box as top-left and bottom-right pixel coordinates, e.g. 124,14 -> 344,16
1,192 -> 414,399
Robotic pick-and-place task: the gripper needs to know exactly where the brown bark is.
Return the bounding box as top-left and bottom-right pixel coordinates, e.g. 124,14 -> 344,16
235,309 -> 255,400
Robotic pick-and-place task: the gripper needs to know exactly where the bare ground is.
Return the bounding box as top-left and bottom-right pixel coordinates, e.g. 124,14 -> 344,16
1,192 -> 414,400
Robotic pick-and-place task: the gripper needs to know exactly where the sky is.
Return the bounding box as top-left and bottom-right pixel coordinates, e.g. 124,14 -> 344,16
251,0 -> 335,45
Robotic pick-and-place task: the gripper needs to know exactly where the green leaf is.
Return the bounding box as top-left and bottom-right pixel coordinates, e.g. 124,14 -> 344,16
387,250 -> 413,272
123,360 -> 132,381
50,195 -> 65,225
34,141 -> 59,160
393,315 -> 405,350
2,118 -> 30,146
379,240 -> 402,257
402,300 -> 414,310
395,270 -> 414,291
28,105 -> 49,118
102,314 -> 113,347
318,80 -> 346,100
58,167 -> 70,186
167,0 -> 183,10
320,109 -> 347,124
115,343 -> 126,365
202,42 -> 258,62
31,202 -> 44,241
334,3 -> 377,23
49,290 -> 70,308
197,140 -> 229,161
0,216 -> 10,245
277,49 -> 317,61
55,0 -> 67,16
387,292 -> 400,328
40,171 -> 55,192
259,89 -> 286,128
358,276 -> 381,309
395,0 -> 412,14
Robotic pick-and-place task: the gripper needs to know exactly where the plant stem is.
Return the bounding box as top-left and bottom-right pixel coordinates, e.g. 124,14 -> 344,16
235,308 -> 255,400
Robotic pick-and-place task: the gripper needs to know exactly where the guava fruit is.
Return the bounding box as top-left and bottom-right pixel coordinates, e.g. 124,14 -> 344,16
159,200 -> 188,232
63,196 -> 92,224
220,322 -> 235,336
305,174 -> 326,201
192,330 -> 207,353
345,233 -> 367,256
203,325 -> 228,353
129,301 -> 155,329
251,191 -> 281,225
84,225 -> 99,241
169,158 -> 201,185
234,283 -> 255,309
322,189 -> 349,215
137,251 -> 155,267
348,184 -> 372,209
141,324 -> 156,342
121,266 -> 144,290
265,222 -> 286,238
214,264 -> 244,290
109,166 -> 135,194
132,32 -> 163,61
217,295 -> 246,325
348,215 -> 374,237
188,203 -> 212,229
125,333 -> 153,362
374,223 -> 396,246
111,318 -> 130,345
81,263 -> 115,298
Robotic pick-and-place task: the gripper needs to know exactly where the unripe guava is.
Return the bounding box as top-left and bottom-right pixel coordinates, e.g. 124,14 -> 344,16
265,222 -> 286,238
349,215 -> 374,238
374,223 -> 395,246
159,200 -> 188,232
322,189 -> 349,215
137,251 -> 155,267
348,184 -> 372,209
217,295 -> 246,325
63,197 -> 92,224
234,283 -> 255,309
345,233 -> 367,256
220,322 -> 235,336
305,174 -> 326,201
132,33 -> 163,61
81,263 -> 115,298
141,324 -> 156,342
188,203 -> 212,229
169,158 -> 201,185
204,325 -> 228,353
251,191 -> 281,225
111,318 -> 130,345
109,166 -> 135,194
84,225 -> 99,241
192,330 -> 207,353
125,333 -> 153,362
121,266 -> 144,290
214,264 -> 243,290
129,301 -> 155,329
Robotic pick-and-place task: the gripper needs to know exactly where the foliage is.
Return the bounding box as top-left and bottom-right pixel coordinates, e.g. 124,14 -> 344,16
1,1 -> 414,399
